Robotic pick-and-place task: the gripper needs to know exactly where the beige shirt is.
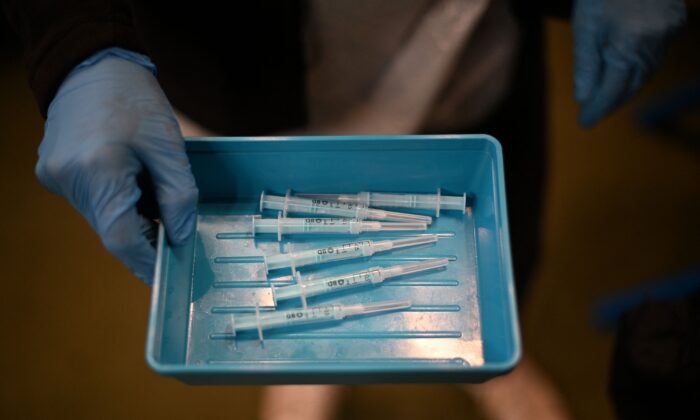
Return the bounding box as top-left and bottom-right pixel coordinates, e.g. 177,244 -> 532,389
304,0 -> 518,134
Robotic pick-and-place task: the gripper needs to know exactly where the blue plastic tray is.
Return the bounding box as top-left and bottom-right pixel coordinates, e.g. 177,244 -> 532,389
146,135 -> 520,384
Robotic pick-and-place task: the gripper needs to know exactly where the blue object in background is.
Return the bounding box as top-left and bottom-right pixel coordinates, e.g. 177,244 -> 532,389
637,79 -> 700,132
573,0 -> 686,127
592,267 -> 700,330
146,135 -> 519,384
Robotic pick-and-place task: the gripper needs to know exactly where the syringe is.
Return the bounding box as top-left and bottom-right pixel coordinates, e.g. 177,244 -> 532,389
297,189 -> 470,216
260,192 -> 433,224
273,258 -> 449,303
252,215 -> 427,240
264,234 -> 439,272
232,299 -> 412,333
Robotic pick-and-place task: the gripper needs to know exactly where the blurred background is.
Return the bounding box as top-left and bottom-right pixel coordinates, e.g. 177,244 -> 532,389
1,11 -> 699,420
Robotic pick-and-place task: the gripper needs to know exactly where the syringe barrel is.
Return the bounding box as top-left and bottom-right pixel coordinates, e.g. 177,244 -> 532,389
438,195 -> 467,211
298,191 -> 468,212
297,192 -> 370,206
255,218 -> 361,234
234,304 -> 344,331
274,268 -> 383,302
265,240 -> 374,271
262,193 -> 364,218
369,192 -> 436,209
369,192 -> 466,212
254,218 -> 426,235
262,192 -> 433,222
253,218 -> 306,234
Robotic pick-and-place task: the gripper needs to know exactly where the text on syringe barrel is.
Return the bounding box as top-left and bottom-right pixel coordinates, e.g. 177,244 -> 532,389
275,269 -> 383,301
235,304 -> 344,330
264,195 -> 365,217
265,240 -> 373,270
321,192 -> 466,212
255,218 -> 361,234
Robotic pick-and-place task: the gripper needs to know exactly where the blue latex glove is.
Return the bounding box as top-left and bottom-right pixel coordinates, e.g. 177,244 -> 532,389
36,48 -> 198,284
573,0 -> 686,127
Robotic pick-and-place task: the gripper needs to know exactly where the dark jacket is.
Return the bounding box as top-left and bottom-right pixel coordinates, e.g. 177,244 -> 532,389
2,1 -> 307,134
2,1 -> 570,133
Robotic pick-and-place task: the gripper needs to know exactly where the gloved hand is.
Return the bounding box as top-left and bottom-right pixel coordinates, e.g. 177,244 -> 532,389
573,0 -> 686,127
36,48 -> 198,284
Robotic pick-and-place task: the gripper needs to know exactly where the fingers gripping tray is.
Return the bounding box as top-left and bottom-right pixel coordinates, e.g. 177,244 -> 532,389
146,135 -> 520,384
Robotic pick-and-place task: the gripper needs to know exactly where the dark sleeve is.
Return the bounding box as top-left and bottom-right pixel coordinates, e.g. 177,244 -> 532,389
510,0 -> 572,20
610,290 -> 700,420
2,0 -> 145,117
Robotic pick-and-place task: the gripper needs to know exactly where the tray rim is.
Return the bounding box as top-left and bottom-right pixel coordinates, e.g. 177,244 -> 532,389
145,134 -> 521,382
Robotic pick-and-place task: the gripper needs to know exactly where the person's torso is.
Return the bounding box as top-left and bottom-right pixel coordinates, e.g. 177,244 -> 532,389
133,0 -> 517,135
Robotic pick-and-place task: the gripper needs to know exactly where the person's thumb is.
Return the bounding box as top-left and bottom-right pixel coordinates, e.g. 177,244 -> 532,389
138,118 -> 199,246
